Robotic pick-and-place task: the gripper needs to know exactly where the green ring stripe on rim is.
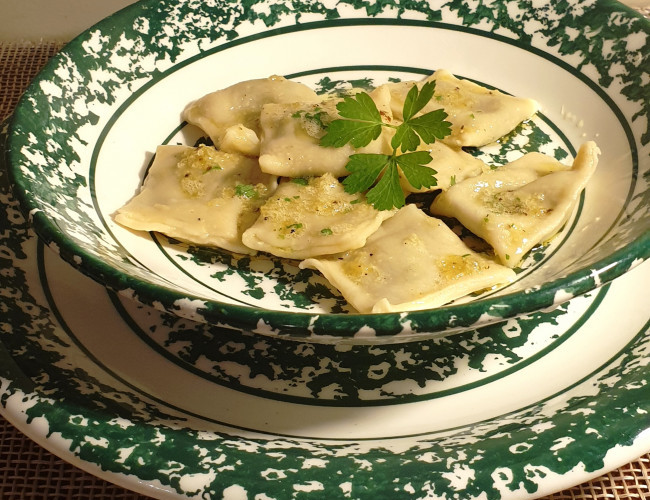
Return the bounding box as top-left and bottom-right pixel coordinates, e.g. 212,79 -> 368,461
107,284 -> 609,406
35,237 -> 650,440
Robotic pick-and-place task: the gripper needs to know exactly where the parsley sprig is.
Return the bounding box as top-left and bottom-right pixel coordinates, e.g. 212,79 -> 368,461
320,81 -> 452,210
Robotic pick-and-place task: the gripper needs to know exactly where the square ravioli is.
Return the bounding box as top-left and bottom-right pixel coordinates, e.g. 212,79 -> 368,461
114,145 -> 277,254
300,204 -> 516,313
381,69 -> 540,148
242,173 -> 395,259
430,142 -> 600,267
258,91 -> 394,178
182,75 -> 321,156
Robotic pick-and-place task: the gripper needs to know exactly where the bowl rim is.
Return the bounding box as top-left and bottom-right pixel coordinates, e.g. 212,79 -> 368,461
5,0 -> 650,339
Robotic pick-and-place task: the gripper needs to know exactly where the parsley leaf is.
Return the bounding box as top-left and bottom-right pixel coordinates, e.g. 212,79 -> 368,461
407,108 -> 452,144
343,152 -> 436,210
392,83 -> 452,152
320,93 -> 383,148
391,121 -> 421,152
338,92 -> 382,123
396,151 -> 437,190
402,80 -> 436,121
365,157 -> 405,211
343,154 -> 390,193
321,80 -> 452,210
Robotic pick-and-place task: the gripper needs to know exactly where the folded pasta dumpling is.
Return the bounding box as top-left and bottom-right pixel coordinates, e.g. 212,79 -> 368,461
430,141 -> 600,267
182,76 -> 321,156
241,173 -> 394,259
258,92 -> 394,177
114,145 -> 277,255
381,69 -> 539,147
300,204 -> 516,313
400,141 -> 487,193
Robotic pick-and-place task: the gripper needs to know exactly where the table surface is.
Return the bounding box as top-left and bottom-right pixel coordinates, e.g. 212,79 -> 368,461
1,5 -> 649,499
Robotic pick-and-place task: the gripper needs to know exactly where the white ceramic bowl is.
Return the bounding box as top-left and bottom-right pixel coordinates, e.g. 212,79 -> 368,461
6,0 -> 649,341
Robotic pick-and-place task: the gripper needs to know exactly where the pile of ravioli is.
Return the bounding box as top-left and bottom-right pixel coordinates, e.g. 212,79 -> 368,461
114,70 -> 600,314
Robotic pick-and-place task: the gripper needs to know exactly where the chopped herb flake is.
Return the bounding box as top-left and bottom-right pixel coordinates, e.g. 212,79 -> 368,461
235,184 -> 258,199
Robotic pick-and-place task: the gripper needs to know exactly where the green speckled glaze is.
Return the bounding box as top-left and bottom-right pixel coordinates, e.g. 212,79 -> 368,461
2,106 -> 650,499
5,0 -> 650,340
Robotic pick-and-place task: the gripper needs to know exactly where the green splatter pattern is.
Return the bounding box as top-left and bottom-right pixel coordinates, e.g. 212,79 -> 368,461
6,0 -> 649,337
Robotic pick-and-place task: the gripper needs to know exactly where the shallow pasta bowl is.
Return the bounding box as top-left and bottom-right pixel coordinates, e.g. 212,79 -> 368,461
6,0 -> 650,342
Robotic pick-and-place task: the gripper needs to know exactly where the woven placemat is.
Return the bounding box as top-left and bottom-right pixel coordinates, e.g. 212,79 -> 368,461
1,40 -> 649,500
0,42 -> 64,122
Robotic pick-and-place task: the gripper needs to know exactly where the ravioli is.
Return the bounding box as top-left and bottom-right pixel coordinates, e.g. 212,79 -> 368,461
242,173 -> 394,259
258,92 -> 394,177
430,141 -> 600,267
400,141 -> 487,193
382,69 -> 539,147
114,145 -> 277,254
182,76 -> 321,156
118,72 -> 601,314
300,204 -> 516,313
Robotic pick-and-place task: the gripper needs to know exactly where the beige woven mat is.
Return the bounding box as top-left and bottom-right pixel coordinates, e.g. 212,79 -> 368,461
1,41 -> 649,500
